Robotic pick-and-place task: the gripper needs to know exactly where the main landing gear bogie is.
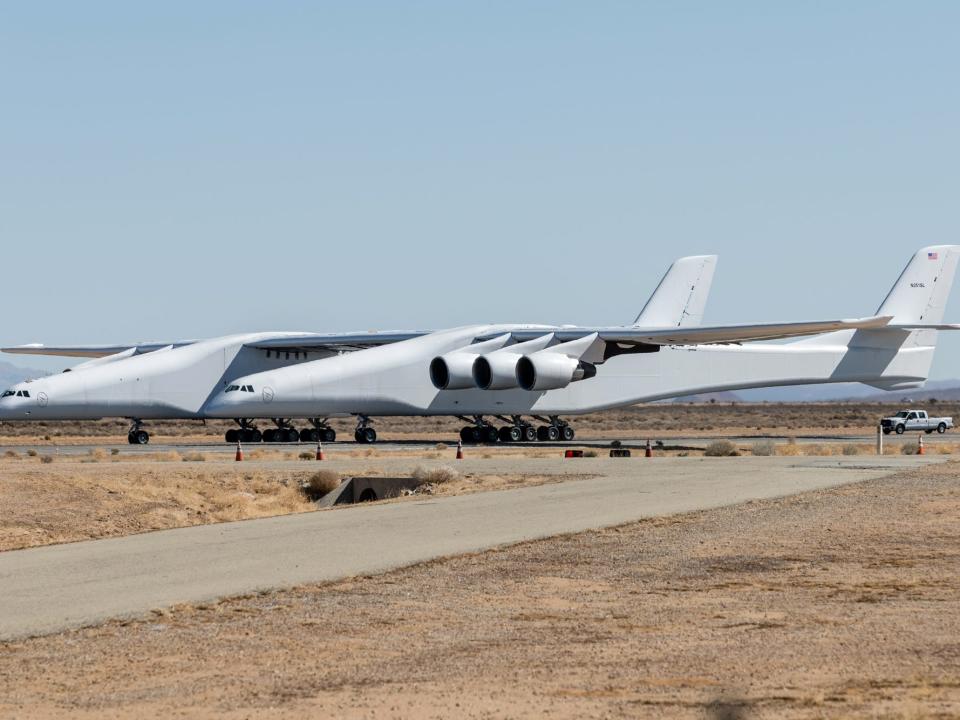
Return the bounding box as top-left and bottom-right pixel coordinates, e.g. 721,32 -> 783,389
354,416 -> 377,444
127,420 -> 150,445
459,415 -> 574,444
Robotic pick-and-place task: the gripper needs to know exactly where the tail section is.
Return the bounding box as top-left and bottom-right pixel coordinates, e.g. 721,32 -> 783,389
876,245 -> 960,324
633,255 -> 717,328
799,245 -> 960,389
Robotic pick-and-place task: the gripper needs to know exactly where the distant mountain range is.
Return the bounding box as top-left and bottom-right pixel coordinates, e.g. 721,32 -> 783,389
0,361 -> 49,389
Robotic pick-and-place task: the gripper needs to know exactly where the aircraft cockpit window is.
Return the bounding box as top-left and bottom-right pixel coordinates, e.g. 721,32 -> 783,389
1,390 -> 13,398
16,390 -> 30,398
243,385 -> 254,393
225,385 -> 240,393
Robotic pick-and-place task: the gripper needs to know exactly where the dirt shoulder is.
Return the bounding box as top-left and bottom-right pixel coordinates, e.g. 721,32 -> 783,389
1,463 -> 957,718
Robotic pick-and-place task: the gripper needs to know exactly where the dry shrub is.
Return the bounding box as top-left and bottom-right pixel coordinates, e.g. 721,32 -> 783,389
88,448 -> 109,461
110,448 -> 120,456
40,455 -> 54,464
901,443 -> 918,456
803,444 -> 838,456
936,444 -> 955,455
435,443 -> 448,450
298,451 -> 314,460
181,452 -> 206,462
304,469 -> 341,499
776,442 -> 803,456
157,451 -> 182,462
842,444 -> 862,456
27,449 -> 38,457
3,450 -> 18,459
704,441 -> 739,457
751,440 -> 776,456
412,465 -> 461,484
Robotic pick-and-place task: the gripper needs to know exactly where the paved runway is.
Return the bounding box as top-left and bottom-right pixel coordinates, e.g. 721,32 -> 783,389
0,455 -> 942,640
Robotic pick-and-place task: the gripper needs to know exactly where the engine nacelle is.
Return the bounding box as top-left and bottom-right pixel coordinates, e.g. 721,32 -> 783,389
429,353 -> 478,390
429,333 -> 513,390
516,353 -> 596,391
472,352 -> 523,390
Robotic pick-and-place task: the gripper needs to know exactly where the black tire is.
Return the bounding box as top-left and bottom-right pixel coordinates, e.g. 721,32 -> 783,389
545,425 -> 560,442
882,428 -> 891,435
355,429 -> 365,443
498,426 -> 512,442
509,426 -> 523,442
896,424 -> 905,435
127,433 -> 136,445
925,429 -> 934,435
938,423 -> 947,434
361,427 -> 377,444
299,428 -> 314,443
536,426 -> 549,441
225,429 -> 238,443
323,428 -> 336,443
460,427 -> 472,443
251,429 -> 262,443
132,430 -> 149,445
285,428 -> 300,443
561,425 -> 575,441
523,426 -> 537,442
484,426 -> 499,444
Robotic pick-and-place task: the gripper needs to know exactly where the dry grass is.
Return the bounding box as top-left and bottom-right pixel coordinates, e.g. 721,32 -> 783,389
412,465 -> 461,484
303,469 -> 341,499
704,440 -> 739,457
180,452 -> 206,462
751,440 -> 776,456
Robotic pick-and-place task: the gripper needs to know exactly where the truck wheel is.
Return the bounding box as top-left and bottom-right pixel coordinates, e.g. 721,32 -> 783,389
938,423 -> 947,434
882,428 -> 891,435
895,424 -> 905,434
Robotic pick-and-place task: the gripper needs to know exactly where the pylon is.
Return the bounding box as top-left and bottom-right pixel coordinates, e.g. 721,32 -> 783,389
645,439 -> 653,458
456,439 -> 463,460
316,440 -> 325,461
235,440 -> 243,462
918,434 -> 925,455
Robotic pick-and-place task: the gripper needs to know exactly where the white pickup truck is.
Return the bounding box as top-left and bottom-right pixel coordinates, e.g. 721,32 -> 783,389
880,409 -> 954,435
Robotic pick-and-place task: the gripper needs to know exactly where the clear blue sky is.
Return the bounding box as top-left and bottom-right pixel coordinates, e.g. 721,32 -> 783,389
2,2 -> 959,376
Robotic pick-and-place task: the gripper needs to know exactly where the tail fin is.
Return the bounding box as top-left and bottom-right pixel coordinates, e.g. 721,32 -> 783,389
876,245 -> 960,324
798,245 -> 960,389
633,255 -> 717,328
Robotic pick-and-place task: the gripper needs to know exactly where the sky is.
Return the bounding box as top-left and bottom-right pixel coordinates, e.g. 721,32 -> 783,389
2,2 -> 959,376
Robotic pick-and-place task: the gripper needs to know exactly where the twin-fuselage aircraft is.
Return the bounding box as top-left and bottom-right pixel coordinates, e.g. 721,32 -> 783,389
2,247 -> 958,444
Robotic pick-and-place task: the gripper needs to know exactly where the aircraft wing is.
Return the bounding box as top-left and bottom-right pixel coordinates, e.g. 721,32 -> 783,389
0,341 -> 197,358
500,315 -> 895,346
244,331 -> 431,353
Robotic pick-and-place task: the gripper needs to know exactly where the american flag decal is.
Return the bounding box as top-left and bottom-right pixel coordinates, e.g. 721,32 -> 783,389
928,252 -> 939,260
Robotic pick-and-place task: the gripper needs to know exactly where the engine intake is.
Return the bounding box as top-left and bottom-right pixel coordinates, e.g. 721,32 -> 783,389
473,353 -> 522,390
429,333 -> 513,390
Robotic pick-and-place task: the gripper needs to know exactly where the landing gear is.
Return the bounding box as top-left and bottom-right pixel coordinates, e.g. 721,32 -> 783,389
225,419 -> 262,444
354,416 -> 377,444
495,415 -> 536,443
535,416 -> 574,442
262,419 -> 300,443
458,416 -> 499,444
127,419 -> 150,445
300,419 -> 336,443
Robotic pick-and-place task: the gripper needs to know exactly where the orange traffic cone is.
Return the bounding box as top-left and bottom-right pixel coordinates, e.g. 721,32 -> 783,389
456,440 -> 463,460
316,440 -> 325,461
645,439 -> 653,458
235,440 -> 243,462
918,434 -> 925,455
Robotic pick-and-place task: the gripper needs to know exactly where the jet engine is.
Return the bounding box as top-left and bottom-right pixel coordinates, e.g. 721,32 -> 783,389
472,334 -> 556,390
429,334 -> 511,390
516,353 -> 596,391
515,333 -> 603,391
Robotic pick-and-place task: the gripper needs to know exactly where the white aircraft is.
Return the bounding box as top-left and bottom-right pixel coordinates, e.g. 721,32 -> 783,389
200,245 -> 960,444
0,255 -> 719,444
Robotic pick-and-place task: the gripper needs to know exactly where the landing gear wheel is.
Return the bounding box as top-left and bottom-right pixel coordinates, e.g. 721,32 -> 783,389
263,428 -> 276,443
498,426 -> 512,442
483,426 -> 499,444
300,428 -> 316,443
508,426 -> 523,442
938,423 -> 947,434
284,428 -> 300,443
537,426 -> 559,441
225,429 -> 238,443
561,425 -> 575,441
361,427 -> 377,444
460,426 -> 480,443
322,428 -> 336,442
251,429 -> 262,443
131,430 -> 149,445
523,426 -> 537,442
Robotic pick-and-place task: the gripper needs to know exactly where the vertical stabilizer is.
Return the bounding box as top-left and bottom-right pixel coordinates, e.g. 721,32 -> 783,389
633,255 -> 717,328
876,245 -> 960,324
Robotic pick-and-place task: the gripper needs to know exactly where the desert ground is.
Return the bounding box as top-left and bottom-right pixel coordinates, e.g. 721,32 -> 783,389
1,405 -> 958,718
0,461 -> 957,718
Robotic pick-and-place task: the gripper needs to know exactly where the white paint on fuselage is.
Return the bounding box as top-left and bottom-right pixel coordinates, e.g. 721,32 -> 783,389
202,324 -> 933,419
0,333 -> 333,421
